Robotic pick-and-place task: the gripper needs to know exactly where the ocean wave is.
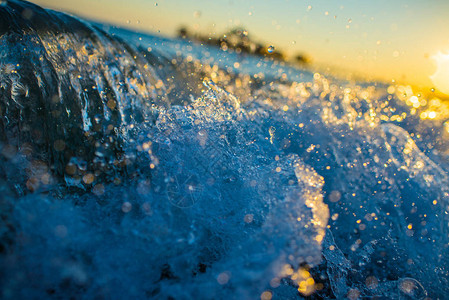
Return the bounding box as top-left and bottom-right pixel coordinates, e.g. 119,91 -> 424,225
1,1 -> 448,299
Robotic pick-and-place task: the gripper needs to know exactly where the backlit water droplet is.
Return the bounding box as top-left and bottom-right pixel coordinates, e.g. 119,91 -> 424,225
267,46 -> 275,54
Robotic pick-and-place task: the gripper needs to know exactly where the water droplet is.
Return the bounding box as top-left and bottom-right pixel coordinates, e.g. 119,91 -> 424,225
267,46 -> 275,54
122,202 -> 132,213
78,160 -> 87,171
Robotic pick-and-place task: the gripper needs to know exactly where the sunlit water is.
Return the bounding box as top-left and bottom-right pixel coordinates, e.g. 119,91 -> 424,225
1,1 -> 449,299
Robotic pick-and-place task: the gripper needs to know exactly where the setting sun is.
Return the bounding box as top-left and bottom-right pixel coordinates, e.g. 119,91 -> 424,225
431,52 -> 449,95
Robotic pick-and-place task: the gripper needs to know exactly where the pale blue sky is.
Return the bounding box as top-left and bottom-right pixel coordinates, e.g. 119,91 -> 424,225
31,0 -> 449,90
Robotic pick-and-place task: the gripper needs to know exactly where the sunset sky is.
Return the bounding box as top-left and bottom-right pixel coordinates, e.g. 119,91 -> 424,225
31,0 -> 449,94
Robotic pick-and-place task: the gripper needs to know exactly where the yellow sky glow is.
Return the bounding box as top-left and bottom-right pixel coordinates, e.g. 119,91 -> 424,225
29,0 -> 449,94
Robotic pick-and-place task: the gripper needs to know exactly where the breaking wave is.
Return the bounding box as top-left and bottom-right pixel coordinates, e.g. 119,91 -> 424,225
1,1 -> 448,299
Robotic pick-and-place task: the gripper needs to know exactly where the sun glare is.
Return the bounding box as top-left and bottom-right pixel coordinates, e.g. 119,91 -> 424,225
430,51 -> 449,95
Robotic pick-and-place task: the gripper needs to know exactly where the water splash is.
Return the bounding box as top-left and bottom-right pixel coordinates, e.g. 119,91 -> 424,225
1,1 -> 449,299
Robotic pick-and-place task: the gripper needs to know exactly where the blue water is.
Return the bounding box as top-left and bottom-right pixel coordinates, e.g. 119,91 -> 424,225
1,1 -> 448,299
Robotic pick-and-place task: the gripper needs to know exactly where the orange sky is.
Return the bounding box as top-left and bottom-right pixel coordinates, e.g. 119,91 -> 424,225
31,0 -> 449,94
